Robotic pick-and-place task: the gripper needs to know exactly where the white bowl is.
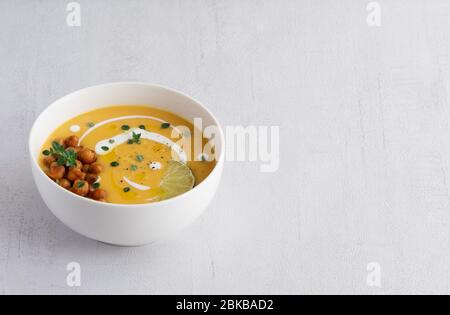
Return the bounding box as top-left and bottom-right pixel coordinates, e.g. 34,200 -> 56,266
29,83 -> 224,246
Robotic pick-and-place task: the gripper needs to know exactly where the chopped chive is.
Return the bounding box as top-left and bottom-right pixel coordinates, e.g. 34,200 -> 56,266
76,181 -> 85,188
121,125 -> 130,131
92,182 -> 100,189
131,132 -> 141,144
201,155 -> 206,162
87,122 -> 95,128
123,187 -> 130,192
136,154 -> 144,162
161,122 -> 170,129
110,161 -> 119,167
127,139 -> 134,144
42,150 -> 51,156
130,165 -> 138,171
108,139 -> 115,144
139,125 -> 146,130
101,146 -> 109,151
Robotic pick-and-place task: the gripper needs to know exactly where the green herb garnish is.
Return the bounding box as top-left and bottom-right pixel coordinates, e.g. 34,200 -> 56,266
135,154 -> 144,162
110,161 -> 119,167
121,125 -> 130,131
161,122 -> 170,129
92,182 -> 100,189
101,146 -> 109,151
130,165 -> 138,171
127,139 -> 134,144
47,141 -> 77,167
76,181 -> 85,188
123,187 -> 130,192
131,132 -> 141,144
87,122 -> 95,128
108,139 -> 115,144
201,154 -> 206,162
139,125 -> 146,130
42,150 -> 51,156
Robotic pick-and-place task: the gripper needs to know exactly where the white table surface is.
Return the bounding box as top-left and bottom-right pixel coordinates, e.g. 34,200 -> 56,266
1,0 -> 450,295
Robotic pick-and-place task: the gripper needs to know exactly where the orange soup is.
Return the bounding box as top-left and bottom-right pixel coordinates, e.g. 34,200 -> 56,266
39,106 -> 216,204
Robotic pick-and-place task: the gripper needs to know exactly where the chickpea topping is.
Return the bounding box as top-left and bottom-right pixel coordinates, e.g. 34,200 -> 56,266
71,180 -> 89,196
89,163 -> 103,174
43,138 -> 108,202
78,148 -> 97,164
58,178 -> 71,189
85,173 -> 98,184
90,189 -> 107,201
66,168 -> 86,181
47,162 -> 65,180
43,155 -> 56,167
74,160 -> 83,169
64,135 -> 79,148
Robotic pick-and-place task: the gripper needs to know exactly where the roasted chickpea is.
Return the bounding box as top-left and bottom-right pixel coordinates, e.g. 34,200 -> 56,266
66,167 -> 86,181
72,180 -> 89,196
78,148 -> 97,164
82,164 -> 90,173
58,178 -> 71,189
70,160 -> 82,169
47,162 -> 65,180
90,189 -> 107,201
89,163 -> 103,174
85,173 -> 98,184
43,155 -> 56,167
64,135 -> 79,148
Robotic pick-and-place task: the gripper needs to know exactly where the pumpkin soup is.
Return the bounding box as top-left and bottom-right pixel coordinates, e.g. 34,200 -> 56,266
39,105 -> 216,204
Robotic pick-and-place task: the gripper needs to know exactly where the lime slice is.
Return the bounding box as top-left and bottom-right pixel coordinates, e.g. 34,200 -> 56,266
160,160 -> 195,200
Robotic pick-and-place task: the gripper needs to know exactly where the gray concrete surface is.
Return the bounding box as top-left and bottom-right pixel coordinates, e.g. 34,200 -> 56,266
0,0 -> 449,294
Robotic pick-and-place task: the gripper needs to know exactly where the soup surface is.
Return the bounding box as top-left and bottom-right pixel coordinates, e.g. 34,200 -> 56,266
39,105 -> 216,204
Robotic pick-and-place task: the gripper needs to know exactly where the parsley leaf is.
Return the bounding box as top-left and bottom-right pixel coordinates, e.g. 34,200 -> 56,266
50,141 -> 77,167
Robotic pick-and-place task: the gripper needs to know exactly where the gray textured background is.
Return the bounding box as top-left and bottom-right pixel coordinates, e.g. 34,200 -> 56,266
1,0 -> 450,294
